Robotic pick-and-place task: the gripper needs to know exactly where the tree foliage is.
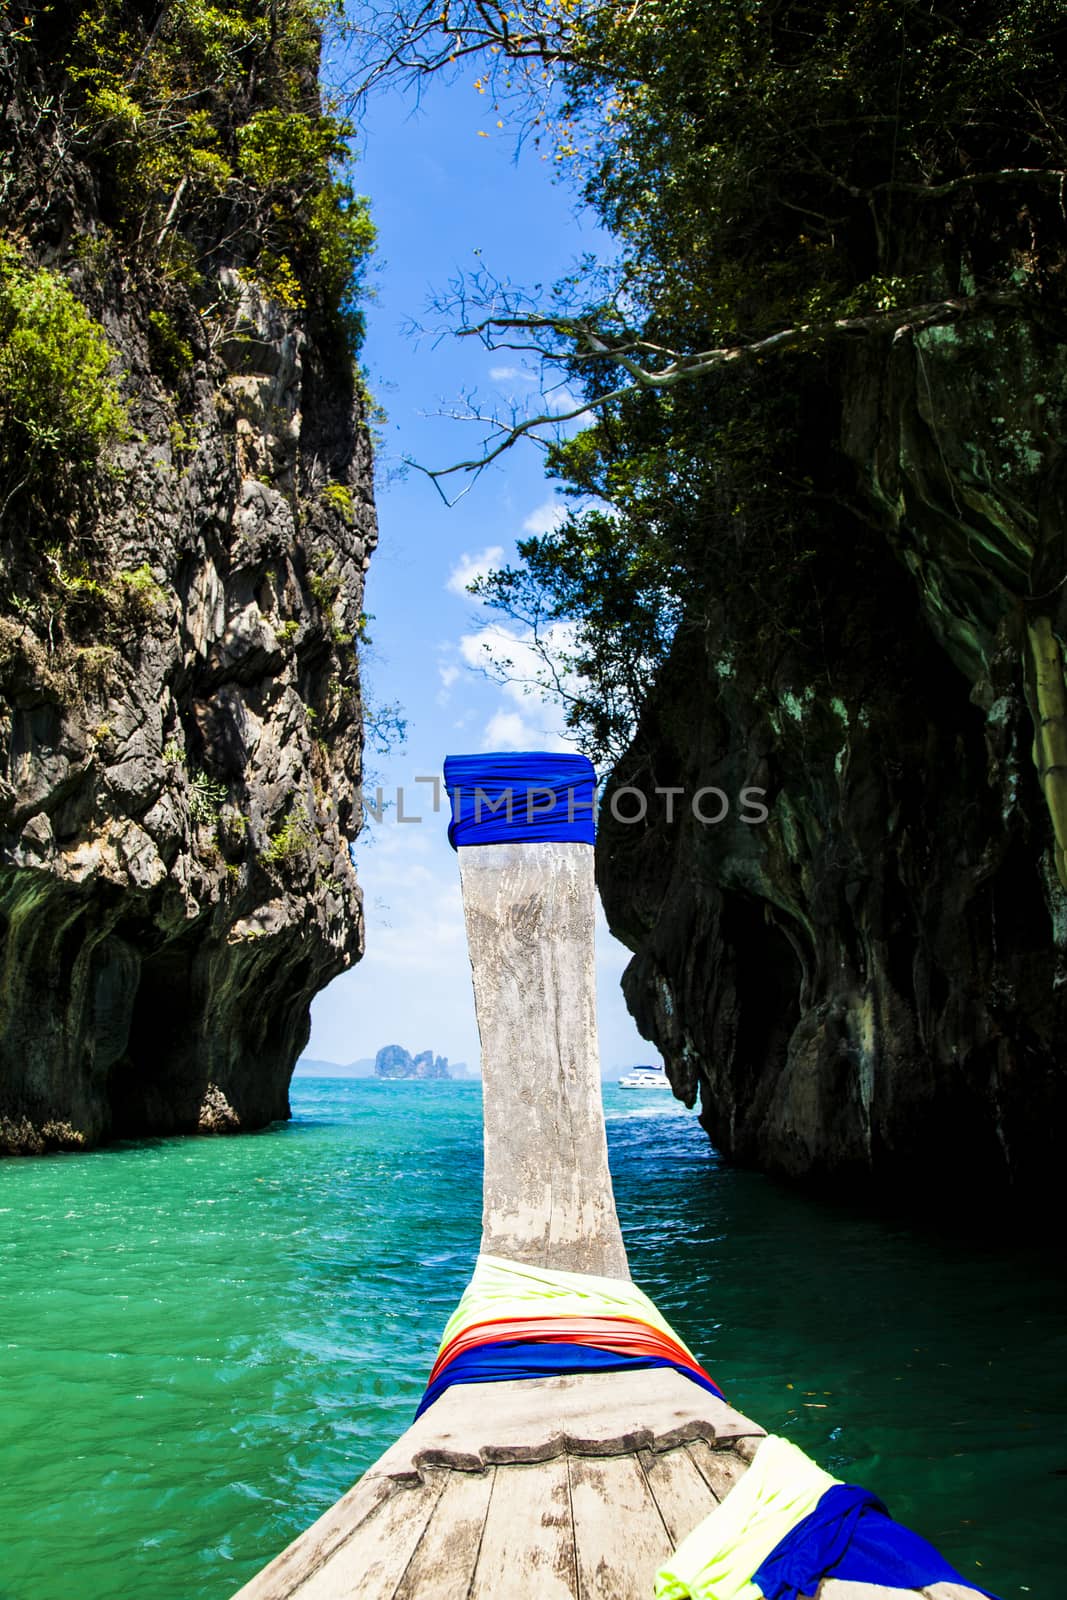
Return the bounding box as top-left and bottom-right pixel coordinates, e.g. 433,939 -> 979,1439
0,1 -> 375,648
0,240 -> 126,527
567,0 -> 1066,335
47,0 -> 374,346
0,242 -> 126,461
372,0 -> 1067,754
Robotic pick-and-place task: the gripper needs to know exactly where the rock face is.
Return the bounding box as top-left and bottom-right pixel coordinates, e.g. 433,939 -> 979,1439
374,1046 -> 451,1080
0,11 -> 374,1152
597,309 -> 1067,1205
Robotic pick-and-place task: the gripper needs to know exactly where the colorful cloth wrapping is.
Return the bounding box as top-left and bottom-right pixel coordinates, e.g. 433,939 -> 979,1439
655,1435 -> 1003,1600
415,1342 -> 725,1419
655,1436 -> 837,1600
428,1313 -> 705,1383
751,1482 -> 1001,1600
436,1255 -> 696,1352
417,1254 -> 723,1418
444,752 -> 596,848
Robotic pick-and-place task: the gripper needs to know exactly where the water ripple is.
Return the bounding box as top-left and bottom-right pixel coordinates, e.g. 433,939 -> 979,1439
0,1078 -> 1061,1599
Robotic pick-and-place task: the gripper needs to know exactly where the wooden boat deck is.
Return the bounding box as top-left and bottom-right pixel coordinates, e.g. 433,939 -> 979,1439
232,1368 -> 988,1600
242,1438 -> 745,1600
232,817 -> 998,1600
232,1368 -> 762,1599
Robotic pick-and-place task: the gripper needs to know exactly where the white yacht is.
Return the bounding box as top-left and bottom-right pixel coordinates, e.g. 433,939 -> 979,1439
617,1063 -> 671,1089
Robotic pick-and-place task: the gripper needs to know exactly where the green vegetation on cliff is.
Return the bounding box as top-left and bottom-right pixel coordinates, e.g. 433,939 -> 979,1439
0,0 -> 377,704
0,239 -> 126,516
0,3 -> 377,1153
65,0 -> 374,343
451,0 -> 1067,756
0,1 -> 374,536
359,0 -> 1067,1199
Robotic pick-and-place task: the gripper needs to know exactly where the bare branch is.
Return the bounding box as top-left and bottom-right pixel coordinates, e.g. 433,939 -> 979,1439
336,0 -> 607,107
867,167 -> 1067,199
411,287 -> 1022,499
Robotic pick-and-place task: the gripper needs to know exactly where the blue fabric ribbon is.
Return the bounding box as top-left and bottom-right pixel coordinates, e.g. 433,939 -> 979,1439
752,1482 -> 1001,1600
444,752 -> 596,849
415,1340 -> 724,1419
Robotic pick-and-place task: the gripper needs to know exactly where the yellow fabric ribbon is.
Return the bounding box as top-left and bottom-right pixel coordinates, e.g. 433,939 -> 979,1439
436,1253 -> 697,1361
654,1435 -> 839,1600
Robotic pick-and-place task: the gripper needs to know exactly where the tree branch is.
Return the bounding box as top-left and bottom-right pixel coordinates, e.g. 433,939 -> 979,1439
341,0 -> 605,103
866,167 -> 1067,199
411,288 -> 1022,501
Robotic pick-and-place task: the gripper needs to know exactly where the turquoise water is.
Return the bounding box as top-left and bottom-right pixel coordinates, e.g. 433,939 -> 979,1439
0,1079 -> 1062,1599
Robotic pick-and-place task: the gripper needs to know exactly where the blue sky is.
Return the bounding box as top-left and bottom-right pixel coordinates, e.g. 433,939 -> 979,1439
303,58 -> 652,1073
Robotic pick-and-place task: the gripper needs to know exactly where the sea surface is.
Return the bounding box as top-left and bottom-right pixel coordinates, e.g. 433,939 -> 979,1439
0,1078 -> 1062,1600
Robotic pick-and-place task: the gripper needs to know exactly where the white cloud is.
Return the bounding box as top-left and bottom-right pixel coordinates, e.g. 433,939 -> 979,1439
446,545 -> 505,597
459,619 -> 577,704
370,874 -> 469,975
522,498 -> 566,537
482,707 -> 571,753
458,620 -> 518,676
354,815 -> 468,974
440,549 -> 587,760
482,710 -> 540,750
546,387 -> 582,415
457,620 -> 577,752
436,666 -> 459,707
489,365 -> 537,383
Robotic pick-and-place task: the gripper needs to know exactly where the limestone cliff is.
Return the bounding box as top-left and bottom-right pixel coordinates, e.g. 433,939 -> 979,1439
597,308 -> 1067,1205
0,5 -> 375,1152
373,1046 -> 452,1080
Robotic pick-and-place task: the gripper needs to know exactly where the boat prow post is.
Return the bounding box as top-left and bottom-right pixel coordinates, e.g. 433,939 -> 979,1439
231,751 -> 999,1600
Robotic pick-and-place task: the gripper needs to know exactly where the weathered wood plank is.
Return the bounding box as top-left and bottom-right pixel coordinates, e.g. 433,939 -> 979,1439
230,1376 -> 762,1598
683,1438 -> 750,1501
458,840 -> 629,1278
365,1370 -> 764,1481
288,1470 -> 448,1600
393,1468 -> 495,1600
468,1457 -> 578,1600
921,1587 -> 993,1599
569,1451 -> 674,1599
820,1586 -> 934,1599
641,1443 -> 720,1545
229,1475 -> 399,1599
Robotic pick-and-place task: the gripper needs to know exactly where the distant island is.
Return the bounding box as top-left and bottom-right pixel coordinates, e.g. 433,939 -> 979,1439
374,1044 -> 451,1080
294,1056 -> 652,1083
295,1051 -> 474,1080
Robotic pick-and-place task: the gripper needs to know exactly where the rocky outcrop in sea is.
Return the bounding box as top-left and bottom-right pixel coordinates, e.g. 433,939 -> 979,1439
597,311 -> 1067,1206
374,1046 -> 452,1081
0,8 -> 375,1153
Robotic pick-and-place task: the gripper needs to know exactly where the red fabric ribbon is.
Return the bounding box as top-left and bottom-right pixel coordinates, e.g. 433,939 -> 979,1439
429,1313 -> 718,1390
